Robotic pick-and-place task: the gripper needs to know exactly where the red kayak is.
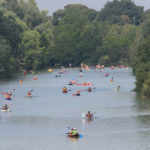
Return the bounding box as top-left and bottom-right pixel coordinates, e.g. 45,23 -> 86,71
63,90 -> 68,93
77,84 -> 94,86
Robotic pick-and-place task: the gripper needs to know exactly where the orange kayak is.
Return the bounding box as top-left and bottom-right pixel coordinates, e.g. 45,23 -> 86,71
67,133 -> 80,137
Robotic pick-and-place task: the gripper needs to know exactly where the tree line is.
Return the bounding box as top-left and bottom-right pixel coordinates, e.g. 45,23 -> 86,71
0,0 -> 149,98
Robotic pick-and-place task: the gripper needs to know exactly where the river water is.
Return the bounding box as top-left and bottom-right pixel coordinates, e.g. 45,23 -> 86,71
0,68 -> 150,150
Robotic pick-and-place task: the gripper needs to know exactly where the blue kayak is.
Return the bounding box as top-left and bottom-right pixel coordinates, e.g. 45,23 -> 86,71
5,97 -> 12,100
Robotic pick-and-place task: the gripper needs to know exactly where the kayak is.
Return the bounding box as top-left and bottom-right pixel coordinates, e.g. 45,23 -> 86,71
68,83 -> 73,85
77,84 -> 94,86
5,97 -> 12,100
27,95 -> 32,97
48,69 -> 54,72
55,74 -> 61,78
67,133 -> 80,138
63,90 -> 68,93
1,108 -> 11,112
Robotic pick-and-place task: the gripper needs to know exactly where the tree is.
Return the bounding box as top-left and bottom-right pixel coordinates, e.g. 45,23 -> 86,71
97,0 -> 144,25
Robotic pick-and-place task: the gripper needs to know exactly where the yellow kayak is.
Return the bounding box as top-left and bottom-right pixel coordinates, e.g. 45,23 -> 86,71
48,69 -> 54,72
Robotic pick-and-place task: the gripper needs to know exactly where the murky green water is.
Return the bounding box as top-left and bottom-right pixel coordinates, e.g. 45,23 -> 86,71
0,68 -> 150,150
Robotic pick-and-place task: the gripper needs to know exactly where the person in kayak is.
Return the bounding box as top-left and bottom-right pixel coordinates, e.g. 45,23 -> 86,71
70,128 -> 78,135
105,73 -> 109,77
110,77 -> 114,83
6,90 -> 12,96
63,87 -> 68,93
86,111 -> 93,117
116,85 -> 120,91
1,104 -> 8,110
27,91 -> 32,97
76,90 -> 80,96
88,87 -> 92,92
33,75 -> 38,80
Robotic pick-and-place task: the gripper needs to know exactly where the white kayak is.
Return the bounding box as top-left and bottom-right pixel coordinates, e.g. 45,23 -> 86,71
1,108 -> 11,112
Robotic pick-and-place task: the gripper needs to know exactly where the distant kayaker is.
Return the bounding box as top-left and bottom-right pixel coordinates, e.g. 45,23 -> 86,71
105,73 -> 109,77
86,111 -> 93,117
33,76 -> 38,80
1,104 -> 8,110
27,91 -> 32,97
116,85 -> 120,91
88,87 -> 92,92
7,90 -> 12,96
110,77 -> 114,83
70,128 -> 78,135
76,90 -> 80,96
79,72 -> 82,77
63,87 -> 68,93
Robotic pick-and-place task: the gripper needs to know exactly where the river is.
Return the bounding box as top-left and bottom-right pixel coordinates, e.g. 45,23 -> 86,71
0,68 -> 150,150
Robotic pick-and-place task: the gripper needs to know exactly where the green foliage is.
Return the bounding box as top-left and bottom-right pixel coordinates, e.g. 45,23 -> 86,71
0,0 -> 53,77
98,55 -> 110,66
19,30 -> 43,70
100,24 -> 137,65
97,0 -> 144,25
142,73 -> 150,97
0,35 -> 16,78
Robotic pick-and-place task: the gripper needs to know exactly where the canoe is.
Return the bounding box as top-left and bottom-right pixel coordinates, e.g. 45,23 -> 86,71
1,108 -> 11,112
67,133 -> 80,138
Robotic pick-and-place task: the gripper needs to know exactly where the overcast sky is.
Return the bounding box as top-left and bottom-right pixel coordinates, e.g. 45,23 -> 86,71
35,0 -> 149,15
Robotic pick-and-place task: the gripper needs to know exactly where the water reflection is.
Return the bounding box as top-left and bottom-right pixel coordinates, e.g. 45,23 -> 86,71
134,94 -> 150,113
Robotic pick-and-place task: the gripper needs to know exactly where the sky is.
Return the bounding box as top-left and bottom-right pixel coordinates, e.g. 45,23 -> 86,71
35,0 -> 149,15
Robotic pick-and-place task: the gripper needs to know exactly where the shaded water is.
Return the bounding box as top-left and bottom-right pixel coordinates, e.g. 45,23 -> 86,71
0,68 -> 150,150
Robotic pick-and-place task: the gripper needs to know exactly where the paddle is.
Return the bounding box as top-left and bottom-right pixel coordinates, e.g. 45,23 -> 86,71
12,89 -> 15,92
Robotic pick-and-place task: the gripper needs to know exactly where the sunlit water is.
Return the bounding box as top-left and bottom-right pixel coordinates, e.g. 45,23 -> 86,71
0,68 -> 150,150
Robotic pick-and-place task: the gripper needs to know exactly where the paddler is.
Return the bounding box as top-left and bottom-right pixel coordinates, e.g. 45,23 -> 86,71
33,75 -> 38,80
88,87 -> 92,92
110,77 -> 114,83
86,111 -> 92,117
27,91 -> 32,97
1,104 -> 8,110
76,90 -> 80,96
116,85 -> 120,91
63,87 -> 68,93
70,128 -> 78,135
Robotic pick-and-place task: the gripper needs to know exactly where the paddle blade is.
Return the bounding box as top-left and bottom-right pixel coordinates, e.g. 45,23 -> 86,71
79,134 -> 83,138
